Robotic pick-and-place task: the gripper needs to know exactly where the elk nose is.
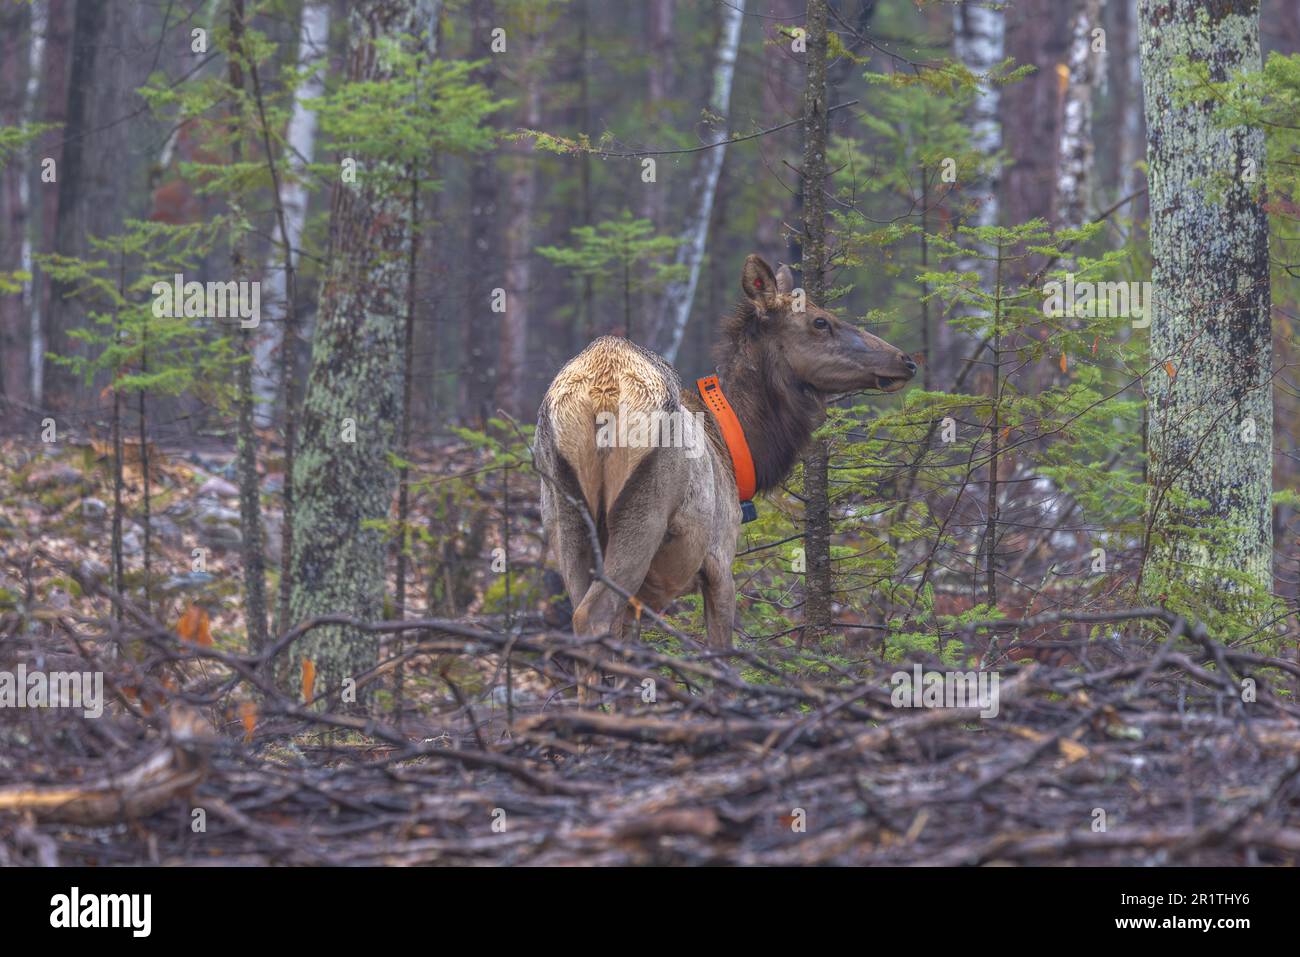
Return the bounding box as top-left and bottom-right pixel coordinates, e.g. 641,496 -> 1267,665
902,356 -> 917,378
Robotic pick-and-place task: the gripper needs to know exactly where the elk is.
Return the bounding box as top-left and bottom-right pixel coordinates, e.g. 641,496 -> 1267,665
536,254 -> 916,658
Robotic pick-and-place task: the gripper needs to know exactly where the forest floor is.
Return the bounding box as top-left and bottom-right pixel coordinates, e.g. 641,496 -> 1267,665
2,435 -> 1299,865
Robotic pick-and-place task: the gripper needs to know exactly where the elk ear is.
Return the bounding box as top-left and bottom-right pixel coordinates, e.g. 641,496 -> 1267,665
775,264 -> 794,294
741,254 -> 779,309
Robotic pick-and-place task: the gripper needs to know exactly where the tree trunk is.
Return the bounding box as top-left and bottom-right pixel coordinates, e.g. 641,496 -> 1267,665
947,0 -> 1005,381
1112,0 -> 1147,219
1001,0 -> 1069,233
640,0 -> 674,235
801,0 -> 832,648
496,37 -> 542,419
1056,0 -> 1105,229
650,0 -> 745,363
464,0 -> 500,425
252,0 -> 330,429
755,0 -> 802,261
46,0 -> 108,409
396,0 -> 443,617
230,0 -> 268,650
0,1 -> 31,406
290,0 -> 420,701
576,0 -> 595,347
47,0 -> 137,412
32,0 -> 72,408
1138,0 -> 1272,596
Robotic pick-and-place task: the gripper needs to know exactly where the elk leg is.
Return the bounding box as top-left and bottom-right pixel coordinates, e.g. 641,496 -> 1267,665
700,555 -> 736,650
572,583 -> 633,708
551,505 -> 594,615
571,498 -> 668,704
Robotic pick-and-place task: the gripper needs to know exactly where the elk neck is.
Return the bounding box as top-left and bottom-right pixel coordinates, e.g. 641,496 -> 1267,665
712,322 -> 823,494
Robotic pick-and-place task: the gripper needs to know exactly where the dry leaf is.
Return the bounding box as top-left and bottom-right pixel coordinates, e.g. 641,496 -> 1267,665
239,700 -> 257,742
1059,352 -> 1067,373
301,657 -> 316,705
176,606 -> 199,640
903,809 -> 930,843
176,605 -> 212,646
1058,738 -> 1089,764
1164,360 -> 1176,379
1009,725 -> 1047,742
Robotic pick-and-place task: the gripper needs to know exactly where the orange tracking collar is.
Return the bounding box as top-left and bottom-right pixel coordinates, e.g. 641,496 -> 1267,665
697,375 -> 758,521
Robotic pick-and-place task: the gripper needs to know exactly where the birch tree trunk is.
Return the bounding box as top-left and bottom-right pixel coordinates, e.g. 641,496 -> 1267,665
21,2 -> 46,407
650,0 -> 745,364
1056,0 -> 1104,229
290,0 -> 420,700
946,0 -> 1004,381
1138,0 -> 1272,596
252,0 -> 330,429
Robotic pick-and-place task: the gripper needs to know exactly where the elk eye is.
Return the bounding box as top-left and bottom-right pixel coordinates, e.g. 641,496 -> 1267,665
813,317 -> 830,330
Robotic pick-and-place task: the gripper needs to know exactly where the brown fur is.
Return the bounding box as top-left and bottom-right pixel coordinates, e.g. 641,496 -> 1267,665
538,254 -> 915,688
543,337 -> 679,521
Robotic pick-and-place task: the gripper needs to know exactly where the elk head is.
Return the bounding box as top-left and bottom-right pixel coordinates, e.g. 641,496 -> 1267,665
739,254 -> 916,396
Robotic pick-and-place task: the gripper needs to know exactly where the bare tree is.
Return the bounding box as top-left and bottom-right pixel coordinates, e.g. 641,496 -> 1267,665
946,0 -> 1005,381
640,0 -> 674,235
1056,0 -> 1105,229
0,2 -> 31,405
800,0 -> 831,647
650,0 -> 746,363
496,19 -> 544,419
252,0 -> 330,429
230,0 -> 267,648
464,0 -> 501,424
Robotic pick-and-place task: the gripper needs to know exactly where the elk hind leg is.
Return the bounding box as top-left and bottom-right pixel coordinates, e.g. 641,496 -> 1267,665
571,488 -> 668,705
700,553 -> 736,651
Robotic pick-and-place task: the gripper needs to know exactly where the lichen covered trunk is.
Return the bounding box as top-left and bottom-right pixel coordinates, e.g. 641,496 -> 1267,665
290,0 -> 418,698
1138,0 -> 1272,596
